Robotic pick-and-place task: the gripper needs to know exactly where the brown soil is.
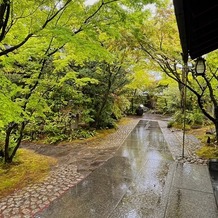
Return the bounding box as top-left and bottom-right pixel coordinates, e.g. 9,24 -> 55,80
21,127 -> 126,177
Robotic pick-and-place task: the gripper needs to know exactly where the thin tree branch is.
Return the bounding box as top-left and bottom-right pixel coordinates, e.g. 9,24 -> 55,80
0,0 -> 72,56
74,0 -> 118,34
202,74 -> 217,107
0,0 -> 10,41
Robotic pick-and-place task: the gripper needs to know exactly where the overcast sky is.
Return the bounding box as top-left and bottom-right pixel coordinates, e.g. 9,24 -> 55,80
84,1 -> 156,14
85,0 -> 99,6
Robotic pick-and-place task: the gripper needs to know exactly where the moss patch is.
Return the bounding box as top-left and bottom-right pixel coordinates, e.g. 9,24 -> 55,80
196,146 -> 218,159
188,125 -> 218,159
188,126 -> 213,141
0,148 -> 57,198
117,117 -> 133,125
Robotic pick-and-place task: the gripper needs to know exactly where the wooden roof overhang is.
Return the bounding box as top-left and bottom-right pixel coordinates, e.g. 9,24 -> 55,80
173,0 -> 218,62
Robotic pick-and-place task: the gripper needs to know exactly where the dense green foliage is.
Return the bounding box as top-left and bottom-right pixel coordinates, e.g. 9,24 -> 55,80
0,0 -> 161,163
1,0 -> 218,164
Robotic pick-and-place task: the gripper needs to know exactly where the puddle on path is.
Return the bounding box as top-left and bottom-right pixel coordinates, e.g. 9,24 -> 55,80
36,120 -> 174,218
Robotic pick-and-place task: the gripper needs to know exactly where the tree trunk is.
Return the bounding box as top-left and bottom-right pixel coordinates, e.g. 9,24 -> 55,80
214,123 -> 218,143
214,106 -> 218,143
95,66 -> 112,128
95,92 -> 109,128
4,122 -> 16,163
8,122 -> 25,163
0,1 -> 10,41
4,122 -> 25,164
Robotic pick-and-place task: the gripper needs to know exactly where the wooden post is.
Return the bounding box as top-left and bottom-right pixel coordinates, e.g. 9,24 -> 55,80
182,62 -> 188,158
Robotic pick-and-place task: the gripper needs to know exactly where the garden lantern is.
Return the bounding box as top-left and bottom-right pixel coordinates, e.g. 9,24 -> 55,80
195,57 -> 206,75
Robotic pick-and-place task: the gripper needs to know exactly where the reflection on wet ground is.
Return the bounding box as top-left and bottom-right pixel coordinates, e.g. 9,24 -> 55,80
36,120 -> 174,218
109,120 -> 173,218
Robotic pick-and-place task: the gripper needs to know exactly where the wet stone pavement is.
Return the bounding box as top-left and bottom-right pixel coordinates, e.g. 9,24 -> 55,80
36,119 -> 218,218
1,116 -> 218,218
35,120 -> 174,218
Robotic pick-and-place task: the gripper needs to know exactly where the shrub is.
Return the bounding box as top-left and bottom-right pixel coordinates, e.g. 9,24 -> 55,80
171,110 -> 205,129
70,129 -> 96,140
